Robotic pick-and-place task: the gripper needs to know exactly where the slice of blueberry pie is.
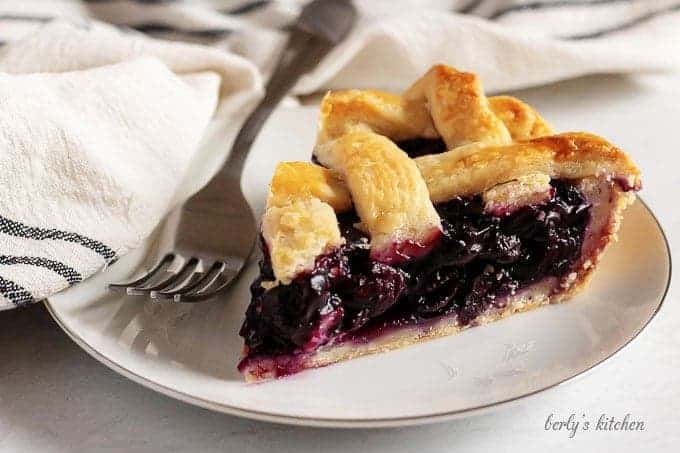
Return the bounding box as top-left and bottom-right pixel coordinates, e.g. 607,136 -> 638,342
238,64 -> 641,381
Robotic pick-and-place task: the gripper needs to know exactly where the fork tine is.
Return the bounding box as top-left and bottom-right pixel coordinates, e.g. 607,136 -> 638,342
152,261 -> 226,299
127,257 -> 201,295
109,253 -> 176,290
148,270 -> 204,299
173,267 -> 242,303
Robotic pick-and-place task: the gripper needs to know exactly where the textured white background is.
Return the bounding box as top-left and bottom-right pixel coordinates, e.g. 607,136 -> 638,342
1,74 -> 678,452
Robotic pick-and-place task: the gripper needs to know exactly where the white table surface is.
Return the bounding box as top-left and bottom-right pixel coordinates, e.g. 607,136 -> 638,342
1,74 -> 678,452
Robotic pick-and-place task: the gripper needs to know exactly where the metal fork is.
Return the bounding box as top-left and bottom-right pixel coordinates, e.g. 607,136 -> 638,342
109,0 -> 357,302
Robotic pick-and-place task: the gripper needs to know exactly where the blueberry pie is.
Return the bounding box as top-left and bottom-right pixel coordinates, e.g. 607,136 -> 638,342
238,65 -> 641,381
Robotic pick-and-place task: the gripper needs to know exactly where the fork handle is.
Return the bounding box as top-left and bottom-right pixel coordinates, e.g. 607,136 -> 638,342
219,27 -> 334,179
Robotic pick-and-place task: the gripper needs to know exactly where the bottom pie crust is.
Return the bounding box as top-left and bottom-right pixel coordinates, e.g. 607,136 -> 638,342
239,179 -> 635,382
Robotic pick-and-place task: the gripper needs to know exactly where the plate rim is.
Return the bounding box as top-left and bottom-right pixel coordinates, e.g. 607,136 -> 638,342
43,197 -> 672,428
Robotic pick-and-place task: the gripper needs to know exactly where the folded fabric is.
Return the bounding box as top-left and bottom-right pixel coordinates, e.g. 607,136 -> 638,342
1,0 -> 679,308
2,0 -> 678,94
0,22 -> 261,309
296,0 -> 680,93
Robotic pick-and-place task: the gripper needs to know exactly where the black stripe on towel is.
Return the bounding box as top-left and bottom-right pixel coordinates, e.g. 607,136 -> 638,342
489,0 -> 633,20
224,0 -> 271,15
129,23 -> 233,39
0,216 -> 116,262
0,276 -> 34,306
0,255 -> 82,285
564,2 -> 680,39
456,0 -> 486,14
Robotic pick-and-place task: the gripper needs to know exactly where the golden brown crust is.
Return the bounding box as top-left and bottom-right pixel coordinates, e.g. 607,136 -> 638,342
418,132 -> 641,204
263,162 -> 350,283
316,89 -> 438,145
271,132 -> 641,211
403,64 -> 511,147
267,161 -> 352,212
261,198 -> 344,285
315,130 -> 441,255
488,95 -> 553,140
482,173 -> 553,214
316,69 -> 552,148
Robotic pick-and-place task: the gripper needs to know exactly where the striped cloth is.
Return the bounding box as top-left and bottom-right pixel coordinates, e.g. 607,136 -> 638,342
2,1 -> 680,91
1,0 -> 678,309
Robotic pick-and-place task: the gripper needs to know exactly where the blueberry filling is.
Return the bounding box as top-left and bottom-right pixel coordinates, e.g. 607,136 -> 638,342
240,180 -> 591,358
396,138 -> 448,157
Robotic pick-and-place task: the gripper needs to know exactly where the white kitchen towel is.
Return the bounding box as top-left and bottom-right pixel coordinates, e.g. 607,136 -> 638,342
1,0 -> 679,309
2,0 -> 679,93
0,22 -> 262,308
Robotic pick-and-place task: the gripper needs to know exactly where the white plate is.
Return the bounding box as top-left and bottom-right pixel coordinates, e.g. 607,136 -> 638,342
46,100 -> 671,428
